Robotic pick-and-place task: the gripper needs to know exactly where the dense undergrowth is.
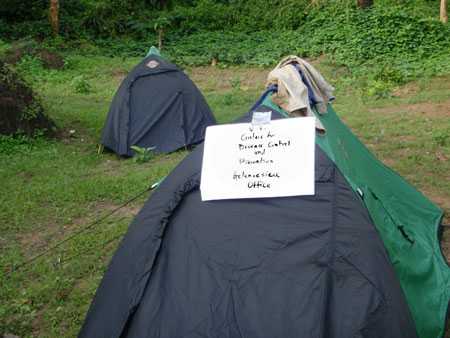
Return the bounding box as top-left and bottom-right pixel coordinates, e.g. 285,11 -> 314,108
2,0 -> 450,98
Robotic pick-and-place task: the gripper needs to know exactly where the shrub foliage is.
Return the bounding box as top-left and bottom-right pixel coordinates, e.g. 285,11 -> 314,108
1,0 -> 449,85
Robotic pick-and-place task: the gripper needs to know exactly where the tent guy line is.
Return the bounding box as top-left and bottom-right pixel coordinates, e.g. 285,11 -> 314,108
56,231 -> 127,267
20,211 -> 131,256
35,215 -> 130,267
3,185 -> 153,277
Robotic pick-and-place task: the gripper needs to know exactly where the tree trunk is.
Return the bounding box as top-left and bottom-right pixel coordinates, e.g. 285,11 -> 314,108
158,28 -> 164,50
49,0 -> 59,36
441,0 -> 448,23
357,0 -> 373,9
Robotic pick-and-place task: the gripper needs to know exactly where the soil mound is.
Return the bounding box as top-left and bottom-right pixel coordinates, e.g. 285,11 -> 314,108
2,40 -> 64,70
0,61 -> 56,137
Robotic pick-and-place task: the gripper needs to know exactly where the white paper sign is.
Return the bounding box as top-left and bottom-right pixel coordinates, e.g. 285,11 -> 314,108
200,117 -> 315,201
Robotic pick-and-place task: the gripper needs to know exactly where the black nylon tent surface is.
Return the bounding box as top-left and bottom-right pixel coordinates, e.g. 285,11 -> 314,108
80,108 -> 418,338
101,55 -> 216,156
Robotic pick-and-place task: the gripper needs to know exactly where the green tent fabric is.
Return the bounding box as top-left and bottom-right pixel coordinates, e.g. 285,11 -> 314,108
146,45 -> 161,57
261,95 -> 450,338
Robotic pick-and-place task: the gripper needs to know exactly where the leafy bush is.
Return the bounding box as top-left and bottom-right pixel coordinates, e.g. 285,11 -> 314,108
366,80 -> 393,99
0,134 -> 47,155
130,145 -> 157,163
71,75 -> 92,94
14,55 -> 45,78
1,0 -> 450,95
0,134 -> 30,155
433,128 -> 450,147
0,39 -> 9,55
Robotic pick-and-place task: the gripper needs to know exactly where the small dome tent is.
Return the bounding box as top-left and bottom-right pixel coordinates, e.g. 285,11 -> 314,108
101,50 -> 216,156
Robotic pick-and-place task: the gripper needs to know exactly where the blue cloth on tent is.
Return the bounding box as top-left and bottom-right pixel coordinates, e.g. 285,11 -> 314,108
255,63 -> 334,114
258,65 -> 322,111
292,63 -> 318,106
249,84 -> 278,112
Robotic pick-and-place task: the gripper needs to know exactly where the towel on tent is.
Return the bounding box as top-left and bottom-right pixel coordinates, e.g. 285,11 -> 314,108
267,56 -> 335,130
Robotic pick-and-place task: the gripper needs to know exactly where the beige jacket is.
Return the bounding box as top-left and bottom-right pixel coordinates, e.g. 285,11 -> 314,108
267,56 -> 335,130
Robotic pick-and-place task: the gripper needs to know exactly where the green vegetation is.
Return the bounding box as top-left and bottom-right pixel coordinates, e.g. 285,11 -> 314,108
2,0 -> 449,98
130,145 -> 157,163
0,53 -> 448,337
0,0 -> 449,336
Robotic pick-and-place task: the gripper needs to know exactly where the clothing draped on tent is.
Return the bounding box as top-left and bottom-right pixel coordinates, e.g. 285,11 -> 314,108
266,56 -> 335,130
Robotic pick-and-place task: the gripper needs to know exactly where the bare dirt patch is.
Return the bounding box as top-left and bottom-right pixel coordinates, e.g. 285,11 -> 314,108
392,82 -> 420,97
94,158 -> 124,176
57,119 -> 96,146
18,230 -> 47,253
94,200 -> 142,218
17,170 -> 35,183
2,41 -> 65,70
422,190 -> 450,213
17,200 -> 142,257
185,58 -> 343,93
186,66 -> 268,92
110,68 -> 128,83
370,100 -> 450,118
37,50 -> 64,70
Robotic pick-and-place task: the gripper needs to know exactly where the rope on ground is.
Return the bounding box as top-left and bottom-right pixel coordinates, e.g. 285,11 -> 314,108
49,215 -> 129,267
30,212 -> 129,255
4,186 -> 152,276
56,231 -> 126,267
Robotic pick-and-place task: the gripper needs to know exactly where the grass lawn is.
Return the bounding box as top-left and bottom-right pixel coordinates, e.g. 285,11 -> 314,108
0,55 -> 449,337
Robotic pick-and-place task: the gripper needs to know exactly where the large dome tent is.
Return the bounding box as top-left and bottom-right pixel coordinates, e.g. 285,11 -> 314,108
79,107 -> 419,338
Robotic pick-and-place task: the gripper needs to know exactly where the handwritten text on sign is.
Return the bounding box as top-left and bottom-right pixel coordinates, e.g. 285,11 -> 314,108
200,117 -> 315,201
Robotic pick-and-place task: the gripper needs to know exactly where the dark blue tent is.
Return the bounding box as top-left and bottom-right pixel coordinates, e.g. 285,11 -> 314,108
80,105 -> 418,338
101,54 -> 216,156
